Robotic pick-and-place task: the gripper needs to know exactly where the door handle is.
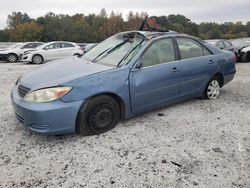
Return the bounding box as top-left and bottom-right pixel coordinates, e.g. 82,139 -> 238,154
208,60 -> 215,64
171,67 -> 180,72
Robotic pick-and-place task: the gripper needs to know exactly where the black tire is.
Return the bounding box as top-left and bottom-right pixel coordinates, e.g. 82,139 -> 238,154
76,95 -> 120,136
6,53 -> 18,63
201,76 -> 220,100
32,54 -> 43,64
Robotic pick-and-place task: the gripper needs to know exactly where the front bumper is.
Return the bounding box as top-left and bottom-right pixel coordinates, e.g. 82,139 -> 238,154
21,54 -> 32,62
11,85 -> 84,135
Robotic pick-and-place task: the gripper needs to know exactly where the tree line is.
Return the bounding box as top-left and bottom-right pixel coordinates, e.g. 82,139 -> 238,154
0,9 -> 249,43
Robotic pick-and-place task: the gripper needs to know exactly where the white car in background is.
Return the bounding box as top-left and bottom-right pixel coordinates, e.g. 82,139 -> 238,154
0,42 -> 44,62
22,41 -> 84,64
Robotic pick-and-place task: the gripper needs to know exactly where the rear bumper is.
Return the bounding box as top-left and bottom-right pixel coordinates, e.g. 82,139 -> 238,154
0,54 -> 6,61
11,85 -> 84,135
224,69 -> 236,85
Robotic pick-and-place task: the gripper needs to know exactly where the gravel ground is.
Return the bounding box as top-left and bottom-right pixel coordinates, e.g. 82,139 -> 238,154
0,62 -> 250,188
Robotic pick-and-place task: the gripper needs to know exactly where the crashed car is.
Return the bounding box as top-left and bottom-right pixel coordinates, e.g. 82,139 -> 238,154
11,28 -> 236,136
21,41 -> 84,64
0,42 -> 44,62
230,38 -> 250,62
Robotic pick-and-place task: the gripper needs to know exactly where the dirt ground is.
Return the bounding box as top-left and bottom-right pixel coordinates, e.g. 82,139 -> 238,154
0,62 -> 249,188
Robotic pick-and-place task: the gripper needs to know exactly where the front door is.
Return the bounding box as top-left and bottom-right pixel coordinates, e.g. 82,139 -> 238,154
44,43 -> 61,60
129,38 -> 181,113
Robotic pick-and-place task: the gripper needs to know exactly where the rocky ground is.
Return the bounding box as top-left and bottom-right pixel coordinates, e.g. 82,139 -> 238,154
0,62 -> 249,188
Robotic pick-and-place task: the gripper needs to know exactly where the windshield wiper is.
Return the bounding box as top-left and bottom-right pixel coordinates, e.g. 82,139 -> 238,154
92,40 -> 129,63
117,39 -> 145,67
91,47 -> 112,63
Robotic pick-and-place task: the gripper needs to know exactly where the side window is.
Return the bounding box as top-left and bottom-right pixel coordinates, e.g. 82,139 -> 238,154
176,38 -> 205,59
33,43 -> 43,48
22,43 -> 33,48
217,41 -> 225,49
61,43 -> 74,48
224,41 -> 232,48
45,43 -> 61,50
141,38 -> 175,67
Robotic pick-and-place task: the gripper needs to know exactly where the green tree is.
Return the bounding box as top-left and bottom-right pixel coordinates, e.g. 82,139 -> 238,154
9,22 -> 43,41
7,12 -> 31,29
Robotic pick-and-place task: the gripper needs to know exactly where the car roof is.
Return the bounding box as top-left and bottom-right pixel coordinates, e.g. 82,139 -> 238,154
46,41 -> 75,44
119,30 -> 180,40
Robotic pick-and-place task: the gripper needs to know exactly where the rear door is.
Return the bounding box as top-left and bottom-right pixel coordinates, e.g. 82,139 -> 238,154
129,38 -> 181,113
175,37 -> 217,99
59,42 -> 76,57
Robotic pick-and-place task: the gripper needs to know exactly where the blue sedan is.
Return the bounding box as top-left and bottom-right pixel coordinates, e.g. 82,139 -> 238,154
11,31 -> 236,135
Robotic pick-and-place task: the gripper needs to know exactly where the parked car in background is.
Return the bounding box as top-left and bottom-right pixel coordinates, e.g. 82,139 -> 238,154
12,30 -> 236,136
205,39 -> 238,59
0,42 -> 44,62
230,38 -> 250,62
84,43 -> 98,53
77,43 -> 88,51
21,41 -> 84,64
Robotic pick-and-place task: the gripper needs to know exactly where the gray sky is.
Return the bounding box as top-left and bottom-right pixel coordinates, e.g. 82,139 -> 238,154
0,0 -> 249,29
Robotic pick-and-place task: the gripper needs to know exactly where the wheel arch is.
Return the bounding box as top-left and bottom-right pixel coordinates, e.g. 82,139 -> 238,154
5,53 -> 18,61
88,92 -> 126,120
32,54 -> 44,61
212,72 -> 224,87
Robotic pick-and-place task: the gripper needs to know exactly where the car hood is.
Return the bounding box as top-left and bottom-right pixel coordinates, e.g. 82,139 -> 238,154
0,48 -> 11,53
0,48 -> 9,52
19,57 -> 114,90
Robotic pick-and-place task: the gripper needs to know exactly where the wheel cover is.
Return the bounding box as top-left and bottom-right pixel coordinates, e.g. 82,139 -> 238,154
33,56 -> 42,64
207,80 -> 220,99
7,55 -> 16,62
89,104 -> 114,132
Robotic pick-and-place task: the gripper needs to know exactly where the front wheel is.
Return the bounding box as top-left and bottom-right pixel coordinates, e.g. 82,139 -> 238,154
32,54 -> 43,64
76,95 -> 120,136
202,76 -> 220,100
6,54 -> 18,63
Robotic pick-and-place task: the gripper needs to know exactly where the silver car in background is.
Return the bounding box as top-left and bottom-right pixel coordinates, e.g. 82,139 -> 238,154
0,42 -> 44,62
21,41 -> 84,64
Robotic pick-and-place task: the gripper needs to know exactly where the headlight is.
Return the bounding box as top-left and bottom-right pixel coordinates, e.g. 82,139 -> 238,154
24,87 -> 72,103
24,50 -> 33,55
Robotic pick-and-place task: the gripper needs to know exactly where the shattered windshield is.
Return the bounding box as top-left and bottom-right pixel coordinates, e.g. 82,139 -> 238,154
83,32 -> 146,67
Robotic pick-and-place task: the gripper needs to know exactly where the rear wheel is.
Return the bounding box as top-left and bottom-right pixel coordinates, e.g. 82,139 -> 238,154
201,76 -> 220,100
76,95 -> 120,136
32,54 -> 43,64
6,54 -> 18,63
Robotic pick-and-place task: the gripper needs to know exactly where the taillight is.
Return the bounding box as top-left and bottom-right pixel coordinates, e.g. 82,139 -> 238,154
233,55 -> 236,63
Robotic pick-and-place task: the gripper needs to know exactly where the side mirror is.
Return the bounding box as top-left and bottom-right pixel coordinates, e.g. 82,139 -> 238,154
136,62 -> 142,69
